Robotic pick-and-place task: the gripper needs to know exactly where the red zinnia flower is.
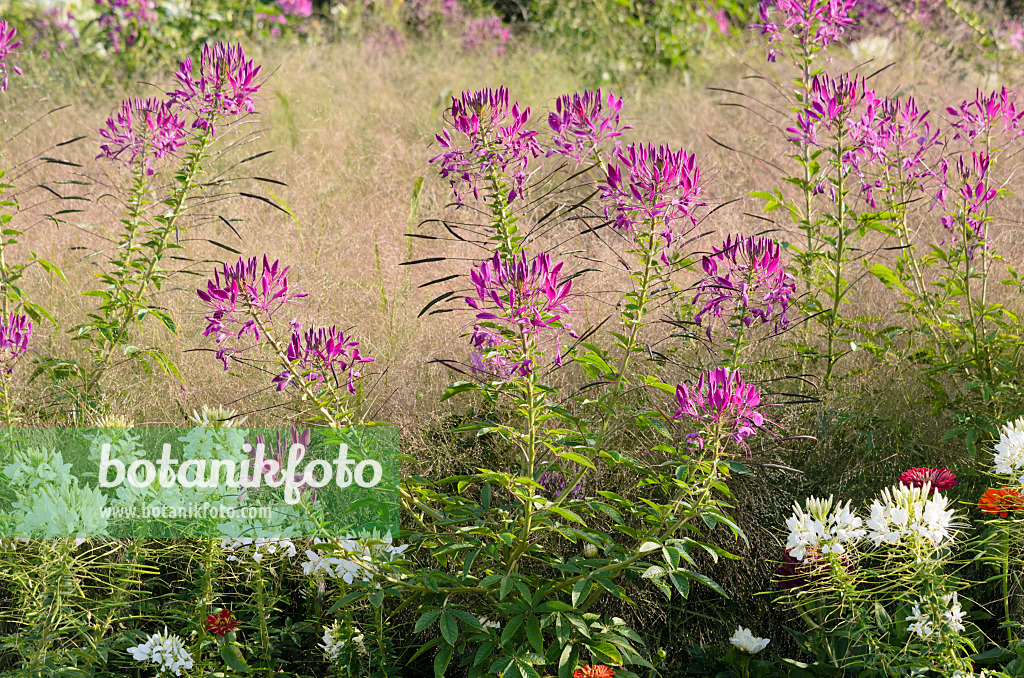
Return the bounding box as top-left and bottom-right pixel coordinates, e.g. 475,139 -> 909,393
573,666 -> 615,678
978,488 -> 1024,518
899,467 -> 957,492
205,609 -> 240,637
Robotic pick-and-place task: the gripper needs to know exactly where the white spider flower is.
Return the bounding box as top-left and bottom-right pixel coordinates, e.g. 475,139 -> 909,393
729,626 -> 770,654
319,622 -> 346,661
784,495 -> 866,562
127,627 -> 194,677
866,483 -> 958,549
993,416 -> 1024,482
298,536 -> 408,585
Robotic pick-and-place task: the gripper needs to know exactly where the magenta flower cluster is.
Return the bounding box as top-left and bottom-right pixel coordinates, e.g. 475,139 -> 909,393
171,42 -> 262,135
197,255 -> 305,370
602,142 -> 705,241
693,234 -> 796,337
95,0 -> 156,53
672,367 -> 766,447
750,0 -> 860,62
97,98 -> 187,175
548,89 -> 631,165
947,87 -> 1024,144
275,323 -> 374,393
431,87 -> 541,203
787,73 -> 871,147
0,20 -> 22,92
0,312 -> 31,375
98,42 -> 261,172
465,251 -> 576,378
899,467 -> 957,492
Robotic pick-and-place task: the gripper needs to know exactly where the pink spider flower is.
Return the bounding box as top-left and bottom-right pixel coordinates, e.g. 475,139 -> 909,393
0,312 -> 31,374
693,235 -> 796,337
0,21 -> 22,92
946,87 -> 1024,144
97,97 -> 187,174
899,467 -> 957,492
602,142 -> 705,242
672,367 -> 766,447
275,323 -> 373,393
935,152 -> 997,258
750,0 -> 860,62
430,86 -> 541,204
196,255 -> 306,370
788,73 -> 874,146
171,42 -> 262,135
547,89 -> 632,165
464,251 -> 577,378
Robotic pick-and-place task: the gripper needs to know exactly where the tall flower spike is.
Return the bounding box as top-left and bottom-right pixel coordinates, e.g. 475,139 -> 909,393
547,89 -> 632,165
671,367 -> 765,447
693,234 -> 796,337
430,87 -> 541,204
602,142 -> 705,241
97,98 -> 187,175
0,312 -> 31,374
0,21 -> 22,92
171,42 -> 262,135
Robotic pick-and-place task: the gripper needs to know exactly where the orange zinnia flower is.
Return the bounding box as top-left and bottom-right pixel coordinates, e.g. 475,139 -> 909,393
978,487 -> 1024,518
573,666 -> 615,678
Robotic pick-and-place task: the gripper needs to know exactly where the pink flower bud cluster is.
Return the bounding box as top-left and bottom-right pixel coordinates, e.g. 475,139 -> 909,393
547,89 -> 631,165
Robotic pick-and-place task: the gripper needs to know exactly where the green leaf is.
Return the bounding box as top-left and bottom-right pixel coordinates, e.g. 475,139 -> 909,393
866,262 -> 909,294
558,644 -> 578,678
150,309 -> 177,335
434,643 -> 454,678
440,611 -> 459,645
415,610 -> 441,634
526,615 -> 543,654
220,644 -> 250,673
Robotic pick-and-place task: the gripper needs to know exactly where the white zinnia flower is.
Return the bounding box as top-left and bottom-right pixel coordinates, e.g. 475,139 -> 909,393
784,495 -> 866,562
729,626 -> 770,654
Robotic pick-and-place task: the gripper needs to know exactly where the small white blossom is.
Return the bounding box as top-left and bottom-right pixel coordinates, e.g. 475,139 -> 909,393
319,622 -> 346,661
905,592 -> 966,639
220,537 -> 297,563
784,495 -> 866,562
299,535 -> 408,585
127,628 -> 194,677
582,542 -> 599,558
729,626 -> 770,654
